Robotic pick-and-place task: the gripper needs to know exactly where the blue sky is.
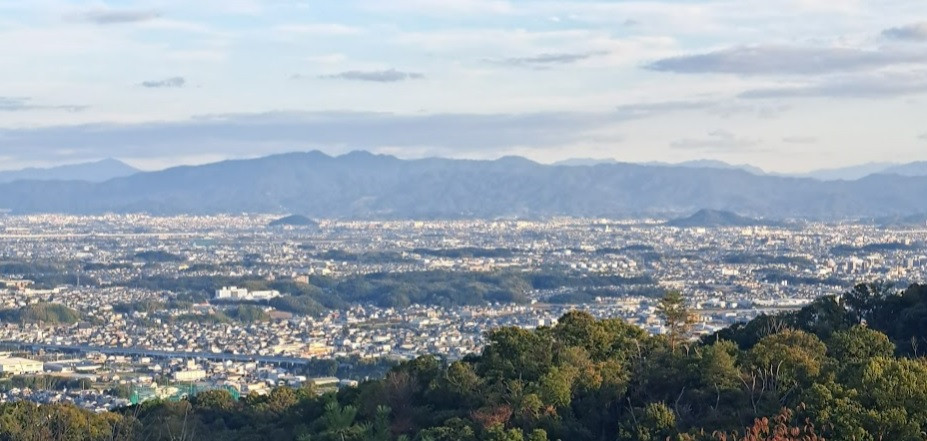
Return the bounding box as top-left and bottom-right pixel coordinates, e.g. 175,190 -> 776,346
1,0 -> 926,172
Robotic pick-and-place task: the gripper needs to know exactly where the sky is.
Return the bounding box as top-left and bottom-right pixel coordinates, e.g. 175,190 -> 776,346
1,0 -> 926,173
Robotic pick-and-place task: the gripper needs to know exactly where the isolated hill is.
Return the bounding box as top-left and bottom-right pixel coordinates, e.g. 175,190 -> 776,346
0,158 -> 139,183
0,303 -> 81,325
666,209 -> 780,228
1,151 -> 927,219
269,214 -> 320,228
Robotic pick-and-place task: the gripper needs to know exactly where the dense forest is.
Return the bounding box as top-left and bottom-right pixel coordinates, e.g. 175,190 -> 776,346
4,282 -> 927,440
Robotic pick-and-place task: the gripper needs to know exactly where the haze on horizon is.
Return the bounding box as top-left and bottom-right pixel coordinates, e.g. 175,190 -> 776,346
1,0 -> 926,173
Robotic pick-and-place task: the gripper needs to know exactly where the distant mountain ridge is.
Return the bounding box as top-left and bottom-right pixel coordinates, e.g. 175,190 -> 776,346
0,159 -> 139,183
555,158 -> 927,181
883,162 -> 927,177
1,151 -> 927,219
554,158 -> 766,175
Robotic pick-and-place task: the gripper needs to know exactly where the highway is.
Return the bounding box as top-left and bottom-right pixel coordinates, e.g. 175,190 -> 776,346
0,341 -> 313,366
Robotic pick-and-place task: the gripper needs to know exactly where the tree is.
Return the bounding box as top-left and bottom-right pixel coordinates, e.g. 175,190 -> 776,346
745,330 -> 827,414
539,366 -> 576,409
736,408 -> 823,441
479,327 -> 554,382
620,402 -> 677,441
416,418 -> 476,441
321,400 -> 361,441
193,389 -> 236,412
827,326 -> 894,364
843,281 -> 895,324
699,340 -> 741,411
657,291 -> 697,352
526,428 -> 549,441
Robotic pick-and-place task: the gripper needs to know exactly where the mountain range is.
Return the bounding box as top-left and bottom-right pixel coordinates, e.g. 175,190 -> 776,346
1,151 -> 927,220
555,158 -> 927,181
0,159 -> 139,183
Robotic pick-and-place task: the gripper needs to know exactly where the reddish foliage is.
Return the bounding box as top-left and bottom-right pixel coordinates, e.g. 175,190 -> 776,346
711,408 -> 824,441
470,404 -> 514,429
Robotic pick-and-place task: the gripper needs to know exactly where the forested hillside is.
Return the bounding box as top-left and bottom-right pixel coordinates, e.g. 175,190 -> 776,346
4,151 -> 927,219
4,282 -> 927,441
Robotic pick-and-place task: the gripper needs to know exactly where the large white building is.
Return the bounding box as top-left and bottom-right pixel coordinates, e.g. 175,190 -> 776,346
215,286 -> 248,300
215,286 -> 280,301
0,357 -> 44,375
173,369 -> 207,382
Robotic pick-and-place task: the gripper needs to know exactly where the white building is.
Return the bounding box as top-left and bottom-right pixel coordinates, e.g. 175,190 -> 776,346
173,369 -> 207,382
216,286 -> 248,300
215,286 -> 280,301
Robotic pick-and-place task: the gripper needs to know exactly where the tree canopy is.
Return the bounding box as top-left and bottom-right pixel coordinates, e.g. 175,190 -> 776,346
7,282 -> 927,440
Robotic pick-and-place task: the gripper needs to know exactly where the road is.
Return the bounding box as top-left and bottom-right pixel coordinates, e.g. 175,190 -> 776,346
0,341 -> 313,366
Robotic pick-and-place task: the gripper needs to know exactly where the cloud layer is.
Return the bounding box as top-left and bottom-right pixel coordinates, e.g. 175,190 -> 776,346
740,72 -> 927,99
317,69 -> 425,82
487,51 -> 606,69
140,77 -> 187,88
647,46 -> 927,75
0,110 -> 611,162
4,1 -> 927,172
0,97 -> 87,112
883,22 -> 927,41
73,9 -> 161,25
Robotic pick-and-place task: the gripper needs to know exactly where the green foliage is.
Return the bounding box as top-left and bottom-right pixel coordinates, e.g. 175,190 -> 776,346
133,250 -> 185,263
113,300 -> 166,314
657,290 -> 697,351
225,305 -> 271,323
11,282 -> 927,441
0,402 -> 136,441
827,325 -> 895,363
0,302 -> 81,324
121,269 -> 657,312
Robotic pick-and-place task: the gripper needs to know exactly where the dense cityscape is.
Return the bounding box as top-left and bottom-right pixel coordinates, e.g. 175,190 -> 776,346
0,214 -> 923,412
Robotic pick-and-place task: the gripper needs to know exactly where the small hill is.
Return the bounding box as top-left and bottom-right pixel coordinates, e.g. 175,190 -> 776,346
225,305 -> 271,323
133,250 -> 185,263
666,209 -> 778,228
269,214 -> 319,228
0,303 -> 81,325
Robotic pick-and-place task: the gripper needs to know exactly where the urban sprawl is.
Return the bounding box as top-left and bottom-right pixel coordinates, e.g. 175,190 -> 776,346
0,214 -> 924,412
